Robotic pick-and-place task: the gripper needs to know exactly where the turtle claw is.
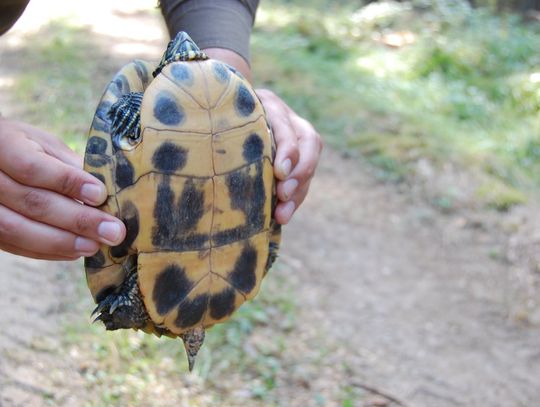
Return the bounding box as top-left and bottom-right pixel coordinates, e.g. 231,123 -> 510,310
180,326 -> 205,372
91,301 -> 107,318
90,275 -> 150,331
109,298 -> 122,315
91,305 -> 100,318
90,294 -> 124,324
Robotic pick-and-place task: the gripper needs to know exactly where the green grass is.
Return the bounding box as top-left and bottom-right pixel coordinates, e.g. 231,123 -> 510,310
252,0 -> 540,209
8,21 -> 111,152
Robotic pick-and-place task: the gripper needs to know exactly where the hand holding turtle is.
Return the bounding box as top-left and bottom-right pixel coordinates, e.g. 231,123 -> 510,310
0,118 -> 126,260
203,48 -> 323,225
255,89 -> 323,224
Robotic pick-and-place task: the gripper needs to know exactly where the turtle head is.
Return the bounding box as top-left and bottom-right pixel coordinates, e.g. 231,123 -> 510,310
153,31 -> 209,77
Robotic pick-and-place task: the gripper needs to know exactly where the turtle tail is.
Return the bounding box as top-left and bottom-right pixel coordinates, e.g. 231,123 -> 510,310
180,326 -> 205,372
153,31 -> 209,77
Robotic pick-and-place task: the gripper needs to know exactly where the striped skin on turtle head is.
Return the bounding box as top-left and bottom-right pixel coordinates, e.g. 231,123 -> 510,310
84,32 -> 281,371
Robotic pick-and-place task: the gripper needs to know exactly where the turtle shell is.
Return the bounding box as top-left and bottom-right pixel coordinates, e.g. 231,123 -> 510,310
84,36 -> 281,340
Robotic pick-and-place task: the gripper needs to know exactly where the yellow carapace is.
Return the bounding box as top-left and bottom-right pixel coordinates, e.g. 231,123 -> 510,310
83,32 -> 281,371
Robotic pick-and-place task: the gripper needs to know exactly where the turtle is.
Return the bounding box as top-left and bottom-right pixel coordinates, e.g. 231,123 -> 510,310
83,32 -> 281,371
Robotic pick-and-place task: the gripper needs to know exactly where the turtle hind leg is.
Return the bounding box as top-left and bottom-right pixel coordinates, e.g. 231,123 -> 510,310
265,221 -> 282,275
180,326 -> 205,372
93,271 -> 149,331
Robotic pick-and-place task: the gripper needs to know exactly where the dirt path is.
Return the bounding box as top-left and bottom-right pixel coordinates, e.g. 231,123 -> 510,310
282,149 -> 540,406
1,2 -> 540,406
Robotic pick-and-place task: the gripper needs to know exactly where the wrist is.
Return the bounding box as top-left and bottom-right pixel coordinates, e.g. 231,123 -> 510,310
202,48 -> 252,82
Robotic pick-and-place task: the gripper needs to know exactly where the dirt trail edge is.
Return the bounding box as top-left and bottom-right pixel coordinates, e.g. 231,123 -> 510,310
281,149 -> 540,406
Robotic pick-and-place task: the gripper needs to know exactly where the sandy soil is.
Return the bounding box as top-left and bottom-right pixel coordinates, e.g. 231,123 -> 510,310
282,150 -> 540,406
1,2 -> 540,406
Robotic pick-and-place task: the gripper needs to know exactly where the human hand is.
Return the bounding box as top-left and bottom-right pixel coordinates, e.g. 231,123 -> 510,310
200,48 -> 322,224
0,118 -> 126,260
256,89 -> 323,224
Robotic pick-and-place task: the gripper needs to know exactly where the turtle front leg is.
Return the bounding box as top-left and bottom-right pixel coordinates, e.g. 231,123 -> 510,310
92,271 -> 150,331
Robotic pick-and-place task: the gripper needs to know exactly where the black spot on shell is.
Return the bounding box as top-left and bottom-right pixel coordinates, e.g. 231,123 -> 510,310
235,163 -> 266,228
85,137 -> 109,168
92,101 -> 112,133
227,65 -> 244,79
114,151 -> 135,189
152,142 -> 187,173
212,227 -> 242,246
175,294 -> 208,328
85,155 -> 109,169
235,84 -> 255,117
84,250 -> 105,269
213,162 -> 266,246
243,133 -> 264,162
153,265 -> 193,316
171,64 -> 193,85
213,62 -> 230,83
110,201 -> 139,258
209,288 -> 236,320
86,136 -> 108,155
178,179 -> 205,230
152,177 -> 175,246
133,60 -> 149,84
111,74 -> 130,98
89,171 -> 106,184
229,244 -> 258,294
152,177 -> 208,251
154,91 -> 183,126
95,285 -> 116,303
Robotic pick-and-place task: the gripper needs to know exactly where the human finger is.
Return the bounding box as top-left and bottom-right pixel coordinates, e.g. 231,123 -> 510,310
0,171 -> 125,246
274,182 -> 310,225
0,118 -> 82,170
0,135 -> 107,206
276,117 -> 321,203
0,204 -> 100,258
287,115 -> 323,183
16,120 -> 83,169
256,89 -> 300,180
0,241 -> 80,261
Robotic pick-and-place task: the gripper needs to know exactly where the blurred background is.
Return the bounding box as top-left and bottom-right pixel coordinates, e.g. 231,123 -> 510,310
0,0 -> 539,406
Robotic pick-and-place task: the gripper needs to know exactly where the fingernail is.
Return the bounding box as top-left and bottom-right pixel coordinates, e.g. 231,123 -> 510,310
282,178 -> 298,201
80,183 -> 105,205
98,221 -> 122,244
281,200 -> 296,224
280,159 -> 292,178
75,237 -> 99,255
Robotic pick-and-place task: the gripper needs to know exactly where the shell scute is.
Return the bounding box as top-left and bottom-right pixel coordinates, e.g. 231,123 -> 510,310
142,129 -> 214,177
212,115 -> 272,174
211,159 -> 273,247
112,173 -> 214,253
142,75 -> 212,133
210,231 -> 270,305
138,250 -> 212,328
